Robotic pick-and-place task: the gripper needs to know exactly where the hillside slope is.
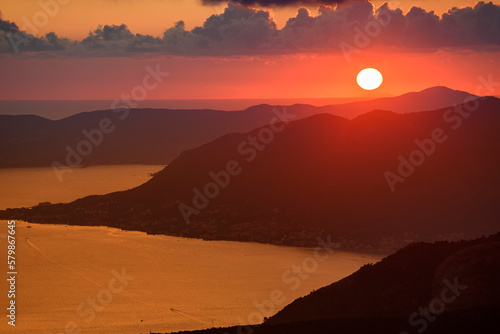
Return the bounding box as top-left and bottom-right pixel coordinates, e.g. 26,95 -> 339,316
0,86 -> 474,168
1,97 -> 499,248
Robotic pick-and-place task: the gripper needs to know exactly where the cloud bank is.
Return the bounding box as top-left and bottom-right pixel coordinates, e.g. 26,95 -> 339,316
1,1 -> 500,57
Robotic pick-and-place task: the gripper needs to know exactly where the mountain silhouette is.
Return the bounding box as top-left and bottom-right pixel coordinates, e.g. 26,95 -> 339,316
321,86 -> 477,119
0,86 -> 475,168
267,233 -> 500,325
2,95 -> 498,249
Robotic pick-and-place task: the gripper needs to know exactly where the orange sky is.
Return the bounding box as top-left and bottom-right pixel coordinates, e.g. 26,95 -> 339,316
0,0 -> 484,39
0,0 -> 499,100
1,49 -> 498,100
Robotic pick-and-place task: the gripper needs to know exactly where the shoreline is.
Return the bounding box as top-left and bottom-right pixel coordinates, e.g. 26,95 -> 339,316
2,219 -> 397,256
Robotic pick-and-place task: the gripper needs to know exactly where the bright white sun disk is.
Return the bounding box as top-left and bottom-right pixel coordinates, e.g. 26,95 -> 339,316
357,68 -> 383,90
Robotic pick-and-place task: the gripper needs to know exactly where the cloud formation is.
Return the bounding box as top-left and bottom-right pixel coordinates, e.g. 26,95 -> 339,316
0,11 -> 71,54
0,12 -> 18,33
1,1 -> 500,56
81,24 -> 163,52
162,4 -> 279,55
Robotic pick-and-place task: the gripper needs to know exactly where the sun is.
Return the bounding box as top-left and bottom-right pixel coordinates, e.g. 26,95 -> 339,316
357,68 -> 383,90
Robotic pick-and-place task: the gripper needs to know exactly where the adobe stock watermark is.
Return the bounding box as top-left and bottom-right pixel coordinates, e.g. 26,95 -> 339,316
51,267 -> 135,334
178,107 -> 297,224
340,1 -> 401,63
229,235 -> 340,334
384,74 -> 500,193
399,276 -> 467,334
51,64 -> 169,182
6,0 -> 71,54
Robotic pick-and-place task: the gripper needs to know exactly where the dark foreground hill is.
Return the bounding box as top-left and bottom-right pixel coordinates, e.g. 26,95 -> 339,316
166,307 -> 500,334
0,86 -> 473,168
267,233 -> 500,324
164,233 -> 500,334
1,96 -> 499,249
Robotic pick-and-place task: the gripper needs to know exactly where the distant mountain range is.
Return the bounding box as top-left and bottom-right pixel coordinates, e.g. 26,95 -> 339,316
2,94 -> 499,249
163,233 -> 500,334
0,86 -> 475,168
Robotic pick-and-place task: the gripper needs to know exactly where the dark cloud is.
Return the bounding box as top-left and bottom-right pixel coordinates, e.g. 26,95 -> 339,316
163,4 -> 279,55
0,22 -> 162,55
440,2 -> 500,46
1,30 -> 69,54
81,24 -> 163,52
0,13 -> 19,33
277,1 -> 500,51
2,1 -> 500,56
1,10 -> 70,54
